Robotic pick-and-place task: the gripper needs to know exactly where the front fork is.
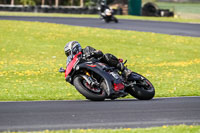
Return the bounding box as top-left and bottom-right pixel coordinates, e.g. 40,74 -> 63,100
81,71 -> 100,88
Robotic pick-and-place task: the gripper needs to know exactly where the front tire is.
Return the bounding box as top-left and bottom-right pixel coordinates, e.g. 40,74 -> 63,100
73,76 -> 107,101
126,72 -> 155,100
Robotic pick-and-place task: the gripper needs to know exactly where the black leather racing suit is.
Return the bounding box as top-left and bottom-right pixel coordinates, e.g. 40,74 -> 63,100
82,46 -> 128,75
82,46 -> 141,81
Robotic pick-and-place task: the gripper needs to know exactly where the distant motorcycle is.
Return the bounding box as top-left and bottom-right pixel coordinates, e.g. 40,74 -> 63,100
59,52 -> 155,101
100,8 -> 118,23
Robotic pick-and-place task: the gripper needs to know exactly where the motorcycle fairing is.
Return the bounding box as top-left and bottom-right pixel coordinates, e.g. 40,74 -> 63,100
76,62 -> 115,96
87,64 -> 97,67
65,52 -> 82,78
113,83 -> 124,91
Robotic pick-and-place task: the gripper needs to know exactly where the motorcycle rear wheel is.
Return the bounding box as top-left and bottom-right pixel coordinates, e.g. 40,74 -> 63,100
73,75 -> 107,101
126,72 -> 155,100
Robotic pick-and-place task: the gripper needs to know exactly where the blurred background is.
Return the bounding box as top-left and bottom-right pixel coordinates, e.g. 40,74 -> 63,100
0,0 -> 200,19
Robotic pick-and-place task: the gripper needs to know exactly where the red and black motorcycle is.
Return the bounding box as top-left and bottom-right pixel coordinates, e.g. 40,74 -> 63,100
59,52 -> 155,101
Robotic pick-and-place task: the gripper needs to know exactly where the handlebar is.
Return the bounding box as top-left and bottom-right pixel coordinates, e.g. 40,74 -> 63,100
59,67 -> 65,73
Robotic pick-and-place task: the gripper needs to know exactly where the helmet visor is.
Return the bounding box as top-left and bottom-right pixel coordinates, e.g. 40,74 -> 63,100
65,50 -> 71,57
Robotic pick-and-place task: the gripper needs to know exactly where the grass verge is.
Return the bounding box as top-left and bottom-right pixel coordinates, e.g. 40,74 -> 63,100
0,20 -> 199,101
2,125 -> 200,133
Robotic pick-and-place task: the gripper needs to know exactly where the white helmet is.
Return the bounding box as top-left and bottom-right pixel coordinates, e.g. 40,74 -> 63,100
64,41 -> 82,58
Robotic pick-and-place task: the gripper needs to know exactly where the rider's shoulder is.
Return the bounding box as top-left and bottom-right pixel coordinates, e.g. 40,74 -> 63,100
84,46 -> 96,51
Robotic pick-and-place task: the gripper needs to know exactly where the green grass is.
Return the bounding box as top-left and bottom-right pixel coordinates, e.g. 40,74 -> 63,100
2,125 -> 200,133
0,20 -> 199,101
0,11 -> 200,23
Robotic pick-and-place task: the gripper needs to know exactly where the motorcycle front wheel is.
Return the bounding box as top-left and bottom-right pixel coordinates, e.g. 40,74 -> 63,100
73,75 -> 107,101
126,72 -> 155,100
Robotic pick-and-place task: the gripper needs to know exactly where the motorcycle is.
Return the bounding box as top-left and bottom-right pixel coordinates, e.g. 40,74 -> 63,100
59,52 -> 155,101
100,8 -> 118,23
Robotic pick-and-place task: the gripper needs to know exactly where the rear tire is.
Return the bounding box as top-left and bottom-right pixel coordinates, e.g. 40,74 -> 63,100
73,76 -> 107,101
105,18 -> 109,23
126,72 -> 155,100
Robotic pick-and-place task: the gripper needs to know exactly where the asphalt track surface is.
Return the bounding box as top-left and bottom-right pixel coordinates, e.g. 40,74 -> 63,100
0,97 -> 200,131
0,16 -> 200,37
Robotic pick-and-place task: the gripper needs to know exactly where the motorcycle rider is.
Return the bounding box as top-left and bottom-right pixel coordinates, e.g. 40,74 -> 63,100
63,41 -> 141,82
99,0 -> 110,18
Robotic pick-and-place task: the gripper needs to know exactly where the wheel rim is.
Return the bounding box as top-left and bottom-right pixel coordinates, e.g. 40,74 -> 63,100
137,79 -> 153,91
82,79 -> 104,95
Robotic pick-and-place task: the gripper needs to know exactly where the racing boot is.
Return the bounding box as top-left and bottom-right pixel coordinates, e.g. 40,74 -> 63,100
117,62 -> 142,81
